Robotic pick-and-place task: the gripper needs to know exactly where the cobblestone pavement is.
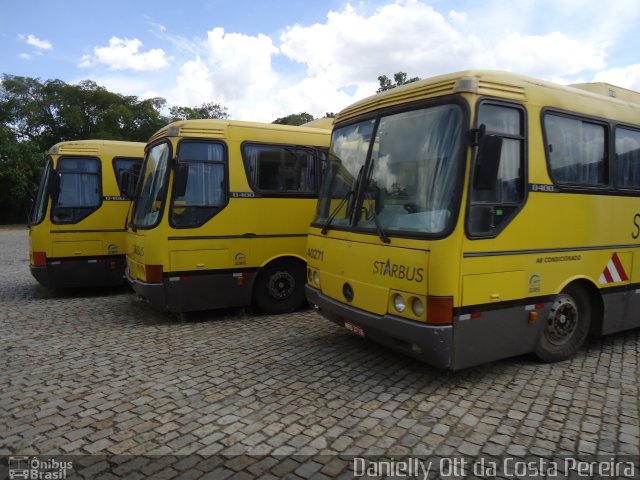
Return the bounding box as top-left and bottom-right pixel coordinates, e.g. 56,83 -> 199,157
1,227 -> 639,479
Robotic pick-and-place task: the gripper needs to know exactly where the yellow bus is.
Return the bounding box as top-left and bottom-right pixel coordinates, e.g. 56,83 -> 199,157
306,70 -> 640,370
29,140 -> 144,288
125,118 -> 330,313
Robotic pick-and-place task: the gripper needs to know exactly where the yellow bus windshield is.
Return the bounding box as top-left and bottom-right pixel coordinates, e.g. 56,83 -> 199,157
316,103 -> 465,237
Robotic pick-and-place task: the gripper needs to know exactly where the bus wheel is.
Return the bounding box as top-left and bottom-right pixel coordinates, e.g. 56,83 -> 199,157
535,284 -> 591,362
254,260 -> 306,314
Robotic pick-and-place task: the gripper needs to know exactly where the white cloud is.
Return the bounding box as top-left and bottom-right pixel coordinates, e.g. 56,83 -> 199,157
278,0 -> 614,90
79,37 -> 170,71
593,65 -> 640,91
273,77 -> 354,118
167,27 -> 282,120
71,0 -> 640,123
490,31 -> 606,78
18,34 -> 52,55
24,34 -> 52,51
172,56 -> 216,107
280,0 -> 485,86
204,27 -> 279,100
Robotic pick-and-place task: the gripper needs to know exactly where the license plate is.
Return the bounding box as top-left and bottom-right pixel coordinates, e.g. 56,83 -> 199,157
344,320 -> 365,338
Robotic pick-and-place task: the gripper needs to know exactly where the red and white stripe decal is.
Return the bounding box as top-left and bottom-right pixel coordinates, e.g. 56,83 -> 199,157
598,253 -> 629,284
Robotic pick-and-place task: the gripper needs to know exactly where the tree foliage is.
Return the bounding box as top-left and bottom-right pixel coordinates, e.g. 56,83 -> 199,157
169,102 -> 229,121
0,75 -> 169,151
0,74 -> 230,224
272,112 -> 315,126
377,72 -> 421,93
0,123 -> 43,223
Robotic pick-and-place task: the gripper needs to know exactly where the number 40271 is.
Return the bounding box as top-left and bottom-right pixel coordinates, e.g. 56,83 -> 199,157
307,248 -> 324,261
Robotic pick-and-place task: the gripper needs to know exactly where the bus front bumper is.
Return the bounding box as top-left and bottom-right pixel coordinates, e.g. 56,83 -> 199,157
306,285 -> 454,369
126,270 -> 169,312
30,256 -> 126,289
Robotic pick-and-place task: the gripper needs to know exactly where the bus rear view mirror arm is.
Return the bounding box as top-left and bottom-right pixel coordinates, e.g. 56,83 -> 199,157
50,171 -> 61,204
174,162 -> 189,197
119,169 -> 138,199
474,134 -> 503,190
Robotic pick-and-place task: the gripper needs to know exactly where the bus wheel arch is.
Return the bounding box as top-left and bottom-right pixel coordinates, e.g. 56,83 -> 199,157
253,256 -> 307,314
535,280 -> 599,363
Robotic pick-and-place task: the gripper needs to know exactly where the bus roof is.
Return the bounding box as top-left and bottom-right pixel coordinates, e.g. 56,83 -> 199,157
335,69 -> 640,124
48,139 -> 145,156
569,82 -> 640,104
300,117 -> 335,129
147,118 -> 332,144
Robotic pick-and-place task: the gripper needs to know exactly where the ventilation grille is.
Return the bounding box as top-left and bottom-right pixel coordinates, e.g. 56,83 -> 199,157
339,79 -> 458,122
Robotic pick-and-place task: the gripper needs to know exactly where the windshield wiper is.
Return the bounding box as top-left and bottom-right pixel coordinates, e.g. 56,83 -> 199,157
321,190 -> 354,235
362,190 -> 390,244
321,164 -> 364,235
360,158 -> 390,244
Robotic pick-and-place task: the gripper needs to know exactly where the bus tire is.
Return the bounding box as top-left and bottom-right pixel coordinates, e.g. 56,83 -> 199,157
535,284 -> 591,363
253,259 -> 306,314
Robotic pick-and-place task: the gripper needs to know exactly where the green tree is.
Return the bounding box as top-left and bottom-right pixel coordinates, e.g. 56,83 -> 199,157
272,112 -> 315,126
0,74 -> 234,223
0,75 -> 170,223
0,124 -> 44,223
376,72 -> 421,93
0,75 -> 169,150
169,102 -> 229,121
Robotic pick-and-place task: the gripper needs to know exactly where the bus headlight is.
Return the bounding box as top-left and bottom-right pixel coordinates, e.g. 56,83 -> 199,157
393,294 -> 406,313
313,270 -> 320,287
411,297 -> 425,317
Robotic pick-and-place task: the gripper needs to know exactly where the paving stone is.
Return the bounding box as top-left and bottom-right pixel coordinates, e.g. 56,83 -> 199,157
1,227 -> 638,479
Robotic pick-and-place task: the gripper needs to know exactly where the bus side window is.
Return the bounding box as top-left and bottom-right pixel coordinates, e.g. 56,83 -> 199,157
615,127 -> 640,189
51,157 -> 102,224
544,113 -> 607,186
243,144 -> 316,195
468,103 -> 525,237
113,157 -> 143,196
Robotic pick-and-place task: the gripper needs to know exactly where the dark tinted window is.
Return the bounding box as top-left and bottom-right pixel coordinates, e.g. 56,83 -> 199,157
615,127 -> 640,189
468,103 -> 525,237
170,141 -> 226,228
113,157 -> 143,194
243,144 -> 318,194
52,157 -> 101,224
544,113 -> 607,186
30,157 -> 53,226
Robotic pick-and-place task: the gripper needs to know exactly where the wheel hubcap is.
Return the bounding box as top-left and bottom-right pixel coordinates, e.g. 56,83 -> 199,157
546,296 -> 579,345
268,271 -> 295,300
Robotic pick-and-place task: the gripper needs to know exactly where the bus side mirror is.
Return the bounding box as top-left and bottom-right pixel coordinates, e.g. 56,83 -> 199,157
174,162 -> 189,197
474,134 -> 503,190
26,197 -> 35,227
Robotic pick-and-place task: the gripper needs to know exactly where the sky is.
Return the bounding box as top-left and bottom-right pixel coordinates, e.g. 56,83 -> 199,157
2,0 -> 640,123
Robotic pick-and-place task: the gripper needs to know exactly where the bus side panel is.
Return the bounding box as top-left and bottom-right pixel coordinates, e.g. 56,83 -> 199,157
601,287 -> 640,335
462,270 -> 525,306
454,305 -> 548,370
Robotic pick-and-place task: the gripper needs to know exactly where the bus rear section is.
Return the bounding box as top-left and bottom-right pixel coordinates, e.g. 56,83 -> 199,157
29,140 -> 144,288
306,70 -> 640,370
126,119 -> 330,313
